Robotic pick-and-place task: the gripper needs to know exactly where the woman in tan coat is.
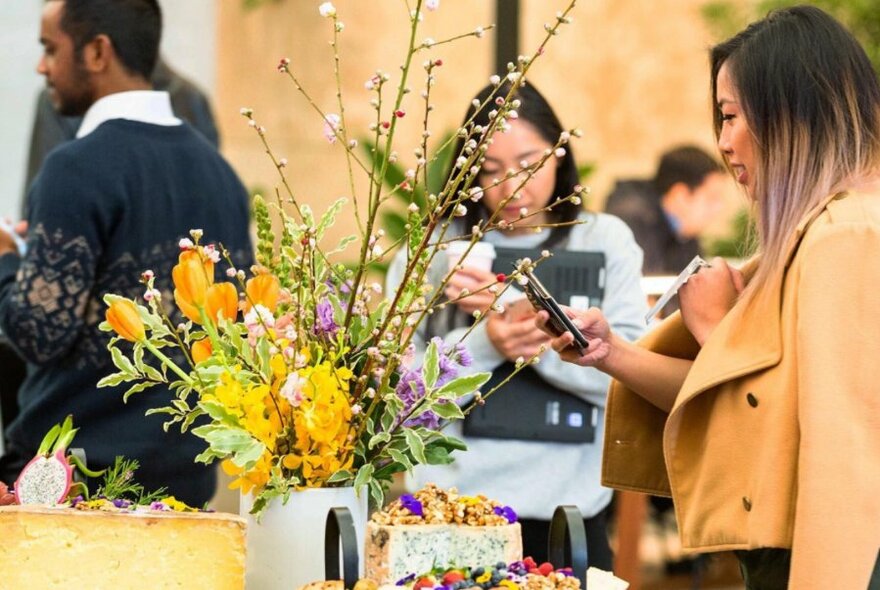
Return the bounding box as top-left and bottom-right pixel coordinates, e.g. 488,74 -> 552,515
539,6 -> 880,589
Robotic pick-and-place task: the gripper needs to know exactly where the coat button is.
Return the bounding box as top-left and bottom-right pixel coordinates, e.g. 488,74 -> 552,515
746,393 -> 759,407
742,496 -> 752,511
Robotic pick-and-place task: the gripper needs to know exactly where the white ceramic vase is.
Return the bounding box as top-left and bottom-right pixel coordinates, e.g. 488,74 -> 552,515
240,487 -> 368,590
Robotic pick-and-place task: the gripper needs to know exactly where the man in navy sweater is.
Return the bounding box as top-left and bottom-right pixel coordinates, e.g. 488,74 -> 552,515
0,0 -> 253,506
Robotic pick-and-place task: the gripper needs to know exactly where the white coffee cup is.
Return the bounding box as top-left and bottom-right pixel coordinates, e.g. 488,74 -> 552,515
445,240 -> 496,273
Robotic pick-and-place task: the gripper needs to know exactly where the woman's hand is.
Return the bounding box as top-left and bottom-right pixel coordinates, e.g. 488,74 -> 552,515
535,306 -> 615,368
445,267 -> 498,315
486,310 -> 551,362
678,256 -> 744,345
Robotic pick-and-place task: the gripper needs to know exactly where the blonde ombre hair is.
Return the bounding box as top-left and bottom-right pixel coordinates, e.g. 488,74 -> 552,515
710,6 -> 880,303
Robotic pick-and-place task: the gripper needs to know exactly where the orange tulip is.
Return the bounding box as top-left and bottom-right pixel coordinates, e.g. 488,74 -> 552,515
191,338 -> 213,363
172,249 -> 214,323
246,274 -> 281,313
205,282 -> 239,323
106,299 -> 146,342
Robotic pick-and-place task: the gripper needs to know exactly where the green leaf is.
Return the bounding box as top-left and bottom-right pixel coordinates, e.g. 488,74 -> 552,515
404,429 -> 427,464
200,400 -> 243,428
368,432 -> 392,450
194,446 -> 225,464
326,469 -> 354,484
316,197 -> 347,240
353,463 -> 375,490
430,401 -> 465,420
388,448 -> 413,471
424,445 -> 455,465
110,346 -> 137,376
436,372 -> 491,399
180,407 -> 205,433
141,363 -> 164,382
96,372 -> 134,388
327,234 -> 358,256
37,422 -> 62,456
368,479 -> 385,510
122,381 -> 159,403
423,340 -> 440,389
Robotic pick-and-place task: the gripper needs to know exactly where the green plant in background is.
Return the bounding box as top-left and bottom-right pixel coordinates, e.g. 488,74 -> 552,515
362,135 -> 596,275
704,207 -> 758,259
242,0 -> 282,10
359,133 -> 455,275
702,0 -> 880,75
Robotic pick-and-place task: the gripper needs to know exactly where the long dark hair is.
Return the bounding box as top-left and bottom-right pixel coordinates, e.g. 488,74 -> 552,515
449,82 -> 582,248
710,5 -> 880,303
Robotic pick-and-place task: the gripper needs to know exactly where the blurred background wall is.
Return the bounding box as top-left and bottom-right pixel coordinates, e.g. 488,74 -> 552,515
1,0 -> 743,245
215,0 -> 742,248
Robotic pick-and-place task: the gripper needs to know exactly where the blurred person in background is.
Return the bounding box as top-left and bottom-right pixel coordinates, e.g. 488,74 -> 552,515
388,81 -> 647,568
605,145 -> 726,275
0,0 -> 252,505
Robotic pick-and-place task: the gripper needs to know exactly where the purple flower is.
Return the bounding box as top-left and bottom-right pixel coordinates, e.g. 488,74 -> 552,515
396,573 -> 417,586
494,505 -> 518,523
112,498 -> 132,509
150,501 -> 169,511
70,495 -> 84,507
399,494 -> 424,517
314,299 -> 338,338
392,339 -> 477,431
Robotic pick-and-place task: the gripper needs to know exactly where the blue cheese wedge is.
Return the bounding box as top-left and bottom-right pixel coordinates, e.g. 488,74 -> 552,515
364,521 -> 522,584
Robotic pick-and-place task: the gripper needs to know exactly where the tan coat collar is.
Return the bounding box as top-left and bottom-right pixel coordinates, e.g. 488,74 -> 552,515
671,192 -> 844,412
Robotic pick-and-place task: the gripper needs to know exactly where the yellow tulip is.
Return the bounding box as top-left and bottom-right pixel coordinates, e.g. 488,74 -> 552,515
205,282 -> 238,323
172,249 -> 214,322
246,274 -> 281,313
191,338 -> 212,363
105,299 -> 146,342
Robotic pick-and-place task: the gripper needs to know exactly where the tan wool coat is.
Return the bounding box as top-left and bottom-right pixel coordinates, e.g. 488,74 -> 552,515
603,192 -> 880,589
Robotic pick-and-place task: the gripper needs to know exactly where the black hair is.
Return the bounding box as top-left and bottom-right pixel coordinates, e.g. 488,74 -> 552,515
56,0 -> 162,80
652,145 -> 723,196
450,82 -> 581,248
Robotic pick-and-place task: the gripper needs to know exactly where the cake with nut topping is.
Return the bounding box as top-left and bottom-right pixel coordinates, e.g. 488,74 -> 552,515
365,484 -> 522,584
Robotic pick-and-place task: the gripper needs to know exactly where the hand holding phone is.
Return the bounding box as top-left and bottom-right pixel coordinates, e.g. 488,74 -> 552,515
521,268 -> 590,355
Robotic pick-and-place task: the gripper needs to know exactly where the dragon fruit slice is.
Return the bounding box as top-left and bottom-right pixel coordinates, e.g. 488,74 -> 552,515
14,448 -> 72,505
13,416 -> 80,505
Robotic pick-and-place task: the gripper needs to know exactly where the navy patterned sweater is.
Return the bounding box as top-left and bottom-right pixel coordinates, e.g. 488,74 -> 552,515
0,120 -> 253,504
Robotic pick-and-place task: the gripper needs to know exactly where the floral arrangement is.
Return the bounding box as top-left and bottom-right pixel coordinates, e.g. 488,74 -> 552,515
100,0 -> 580,518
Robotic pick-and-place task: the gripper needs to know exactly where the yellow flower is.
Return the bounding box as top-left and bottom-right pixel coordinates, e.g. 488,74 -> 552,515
158,496 -> 196,512
191,338 -> 212,363
105,299 -> 146,342
270,354 -> 287,380
246,274 -> 281,313
222,451 -> 273,496
205,282 -> 238,323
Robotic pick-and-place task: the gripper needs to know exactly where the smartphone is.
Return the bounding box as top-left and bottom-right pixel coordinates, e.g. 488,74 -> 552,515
520,268 -> 590,355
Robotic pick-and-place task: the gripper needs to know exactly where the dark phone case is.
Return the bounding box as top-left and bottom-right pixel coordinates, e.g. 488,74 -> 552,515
522,270 -> 589,354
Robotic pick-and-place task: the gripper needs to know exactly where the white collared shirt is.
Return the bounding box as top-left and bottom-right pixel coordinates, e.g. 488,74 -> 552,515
76,90 -> 182,139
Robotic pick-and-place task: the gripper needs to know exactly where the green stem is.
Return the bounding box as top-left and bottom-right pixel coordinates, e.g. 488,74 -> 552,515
142,340 -> 193,385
